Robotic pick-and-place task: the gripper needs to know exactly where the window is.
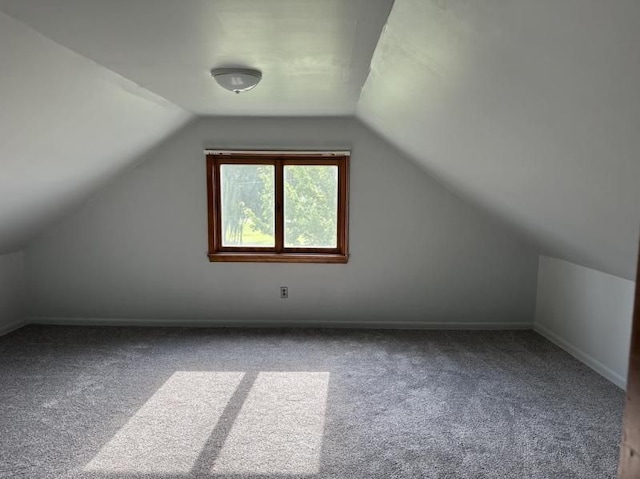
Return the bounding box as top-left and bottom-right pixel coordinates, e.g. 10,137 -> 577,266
206,151 -> 349,263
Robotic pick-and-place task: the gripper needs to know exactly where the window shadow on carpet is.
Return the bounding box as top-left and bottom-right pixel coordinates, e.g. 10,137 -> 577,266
0,326 -> 625,479
82,370 -> 330,478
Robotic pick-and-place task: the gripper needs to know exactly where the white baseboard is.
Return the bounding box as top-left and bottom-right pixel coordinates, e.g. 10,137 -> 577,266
18,317 -> 627,389
0,319 -> 26,337
534,323 -> 626,389
28,316 -> 533,331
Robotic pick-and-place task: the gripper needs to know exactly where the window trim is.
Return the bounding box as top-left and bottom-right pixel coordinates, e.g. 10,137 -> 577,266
206,151 -> 349,263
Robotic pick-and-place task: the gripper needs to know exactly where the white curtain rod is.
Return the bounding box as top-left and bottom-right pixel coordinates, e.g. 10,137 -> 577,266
205,150 -> 350,156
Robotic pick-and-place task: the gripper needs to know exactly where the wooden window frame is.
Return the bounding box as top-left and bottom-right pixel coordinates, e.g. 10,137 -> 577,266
206,151 -> 349,263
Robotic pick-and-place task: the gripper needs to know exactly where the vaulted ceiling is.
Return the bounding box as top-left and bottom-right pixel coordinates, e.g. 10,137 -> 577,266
358,0 -> 640,280
0,0 -> 393,115
0,11 -> 190,253
0,0 -> 638,279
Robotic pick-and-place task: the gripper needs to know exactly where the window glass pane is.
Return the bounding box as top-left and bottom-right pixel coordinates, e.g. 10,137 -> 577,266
220,164 -> 275,247
284,165 -> 338,248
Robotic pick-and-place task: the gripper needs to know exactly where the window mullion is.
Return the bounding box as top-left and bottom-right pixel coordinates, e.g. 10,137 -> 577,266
275,159 -> 284,253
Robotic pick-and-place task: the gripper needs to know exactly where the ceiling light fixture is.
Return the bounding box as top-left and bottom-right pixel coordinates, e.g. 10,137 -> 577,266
210,68 -> 262,94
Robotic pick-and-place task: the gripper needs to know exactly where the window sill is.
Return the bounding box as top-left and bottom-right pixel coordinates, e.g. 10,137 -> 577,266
208,252 -> 349,263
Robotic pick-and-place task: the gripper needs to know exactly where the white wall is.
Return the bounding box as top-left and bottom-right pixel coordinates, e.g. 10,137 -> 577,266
0,251 -> 25,335
25,117 -> 539,328
535,256 -> 636,388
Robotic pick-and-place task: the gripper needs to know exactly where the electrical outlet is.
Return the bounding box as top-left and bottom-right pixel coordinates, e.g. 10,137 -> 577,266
280,286 -> 288,299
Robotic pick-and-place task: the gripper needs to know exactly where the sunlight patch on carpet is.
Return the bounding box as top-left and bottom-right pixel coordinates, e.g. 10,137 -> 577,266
211,371 -> 330,475
84,371 -> 244,474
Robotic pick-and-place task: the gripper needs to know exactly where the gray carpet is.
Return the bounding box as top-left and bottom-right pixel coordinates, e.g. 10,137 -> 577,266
0,326 -> 624,479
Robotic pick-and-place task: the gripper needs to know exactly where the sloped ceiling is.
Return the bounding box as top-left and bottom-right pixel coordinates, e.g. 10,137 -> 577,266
0,12 -> 191,254
1,0 -> 638,280
0,0 -> 392,257
359,0 -> 640,280
0,0 -> 394,115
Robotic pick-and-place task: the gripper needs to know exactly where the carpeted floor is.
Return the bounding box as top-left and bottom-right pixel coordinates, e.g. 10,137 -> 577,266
0,326 -> 624,479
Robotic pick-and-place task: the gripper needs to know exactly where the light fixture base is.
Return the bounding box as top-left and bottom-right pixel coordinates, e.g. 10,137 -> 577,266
210,68 -> 262,94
